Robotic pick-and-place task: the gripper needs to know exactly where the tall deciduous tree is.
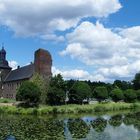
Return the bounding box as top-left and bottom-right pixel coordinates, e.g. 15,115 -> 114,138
69,81 -> 91,104
110,88 -> 124,102
47,74 -> 66,105
133,72 -> 140,90
124,89 -> 137,102
93,86 -> 108,101
31,73 -> 47,104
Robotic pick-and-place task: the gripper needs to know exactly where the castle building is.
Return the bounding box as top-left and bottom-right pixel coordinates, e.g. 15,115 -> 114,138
0,47 -> 52,99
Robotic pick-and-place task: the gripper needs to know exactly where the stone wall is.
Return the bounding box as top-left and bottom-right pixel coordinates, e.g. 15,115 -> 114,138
2,80 -> 25,99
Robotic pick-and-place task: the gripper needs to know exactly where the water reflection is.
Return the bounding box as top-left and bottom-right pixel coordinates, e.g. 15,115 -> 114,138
109,115 -> 122,127
1,111 -> 140,140
5,135 -> 16,140
68,119 -> 90,139
91,118 -> 107,132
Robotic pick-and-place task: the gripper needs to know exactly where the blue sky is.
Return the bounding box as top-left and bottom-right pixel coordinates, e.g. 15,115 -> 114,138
0,0 -> 140,82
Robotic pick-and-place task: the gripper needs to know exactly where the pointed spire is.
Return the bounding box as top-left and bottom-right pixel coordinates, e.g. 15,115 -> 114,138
2,42 -> 4,50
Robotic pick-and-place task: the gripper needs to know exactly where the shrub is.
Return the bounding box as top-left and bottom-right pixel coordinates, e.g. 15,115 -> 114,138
110,88 -> 124,102
124,89 -> 137,102
93,86 -> 108,102
16,81 -> 41,107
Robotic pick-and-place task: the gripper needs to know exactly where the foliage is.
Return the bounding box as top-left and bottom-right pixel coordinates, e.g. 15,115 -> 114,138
68,81 -> 92,104
124,89 -> 137,102
133,72 -> 140,90
16,81 -> 41,107
0,98 -> 16,103
136,90 -> 140,101
49,74 -> 66,90
93,86 -> 108,101
47,74 -> 66,105
31,73 -> 47,104
0,115 -> 64,140
0,102 -> 138,115
47,86 -> 65,105
110,88 -> 124,102
113,80 -> 132,90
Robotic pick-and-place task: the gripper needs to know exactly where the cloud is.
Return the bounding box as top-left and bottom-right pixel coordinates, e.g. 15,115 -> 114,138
52,66 -> 111,82
60,21 -> 140,82
9,60 -> 18,70
0,0 -> 121,39
41,34 -> 65,42
60,21 -> 135,66
120,26 -> 140,42
52,66 -> 91,80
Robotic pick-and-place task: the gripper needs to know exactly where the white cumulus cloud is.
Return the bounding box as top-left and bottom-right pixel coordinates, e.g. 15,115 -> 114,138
60,21 -> 140,82
9,60 -> 18,70
0,0 -> 122,39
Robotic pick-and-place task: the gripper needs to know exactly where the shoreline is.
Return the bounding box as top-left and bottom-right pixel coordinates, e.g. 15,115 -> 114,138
0,102 -> 140,115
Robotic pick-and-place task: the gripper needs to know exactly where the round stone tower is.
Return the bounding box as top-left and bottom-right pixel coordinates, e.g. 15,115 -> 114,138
34,48 -> 52,80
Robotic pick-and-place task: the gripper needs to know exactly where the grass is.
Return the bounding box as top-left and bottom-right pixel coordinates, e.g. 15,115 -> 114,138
0,98 -> 16,103
0,102 -> 140,115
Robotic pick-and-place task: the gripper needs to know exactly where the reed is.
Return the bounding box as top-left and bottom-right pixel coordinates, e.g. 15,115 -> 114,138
0,102 -> 139,115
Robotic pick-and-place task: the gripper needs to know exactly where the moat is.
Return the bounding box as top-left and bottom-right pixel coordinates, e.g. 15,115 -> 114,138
1,111 -> 140,140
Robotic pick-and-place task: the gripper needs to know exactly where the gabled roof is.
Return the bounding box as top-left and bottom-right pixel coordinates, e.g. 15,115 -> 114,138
4,64 -> 34,82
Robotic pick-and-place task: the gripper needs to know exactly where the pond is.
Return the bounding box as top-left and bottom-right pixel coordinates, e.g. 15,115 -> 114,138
1,111 -> 140,140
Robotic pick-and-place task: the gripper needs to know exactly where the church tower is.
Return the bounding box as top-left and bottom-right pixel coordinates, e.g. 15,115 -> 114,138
0,46 -> 12,82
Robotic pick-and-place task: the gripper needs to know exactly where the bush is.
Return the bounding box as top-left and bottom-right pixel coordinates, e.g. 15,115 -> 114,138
124,89 -> 137,102
16,81 -> 41,107
110,88 -> 124,102
93,86 -> 108,102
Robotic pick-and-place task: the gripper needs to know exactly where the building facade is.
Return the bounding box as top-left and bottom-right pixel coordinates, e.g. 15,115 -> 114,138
0,47 -> 52,99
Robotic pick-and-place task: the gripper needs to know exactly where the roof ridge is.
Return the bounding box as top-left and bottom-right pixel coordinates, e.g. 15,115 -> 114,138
12,63 -> 34,72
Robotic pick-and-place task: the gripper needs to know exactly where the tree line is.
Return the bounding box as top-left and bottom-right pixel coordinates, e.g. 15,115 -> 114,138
16,72 -> 140,107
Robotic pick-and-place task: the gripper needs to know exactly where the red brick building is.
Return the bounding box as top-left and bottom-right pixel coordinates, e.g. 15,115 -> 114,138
0,48 -> 52,99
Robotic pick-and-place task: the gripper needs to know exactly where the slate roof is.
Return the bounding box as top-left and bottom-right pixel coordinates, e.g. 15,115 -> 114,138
4,64 -> 34,82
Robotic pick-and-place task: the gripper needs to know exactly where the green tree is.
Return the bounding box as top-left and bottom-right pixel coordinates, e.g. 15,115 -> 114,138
93,86 -> 108,101
47,74 -> 66,105
124,89 -> 137,102
16,81 -> 41,107
133,72 -> 140,90
110,88 -> 124,102
69,81 -> 92,104
31,73 -> 47,104
136,90 -> 140,101
47,86 -> 65,105
113,80 -> 132,90
50,74 -> 66,90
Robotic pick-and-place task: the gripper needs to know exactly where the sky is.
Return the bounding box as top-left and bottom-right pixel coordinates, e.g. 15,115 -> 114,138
0,0 -> 140,83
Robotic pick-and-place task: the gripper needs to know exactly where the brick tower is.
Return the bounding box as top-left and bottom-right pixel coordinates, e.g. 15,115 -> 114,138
34,48 -> 52,81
